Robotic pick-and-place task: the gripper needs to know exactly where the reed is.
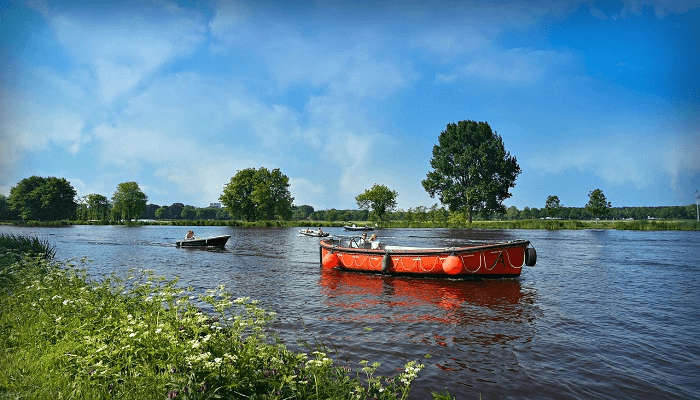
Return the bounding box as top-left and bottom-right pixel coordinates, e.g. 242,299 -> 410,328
0,233 -> 55,260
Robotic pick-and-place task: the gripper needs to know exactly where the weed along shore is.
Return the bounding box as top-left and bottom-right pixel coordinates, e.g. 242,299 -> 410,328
0,234 -> 435,399
3,218 -> 698,231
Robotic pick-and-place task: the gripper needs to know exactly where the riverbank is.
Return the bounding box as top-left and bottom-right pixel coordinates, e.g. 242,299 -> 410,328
0,234 -> 435,399
3,219 -> 698,230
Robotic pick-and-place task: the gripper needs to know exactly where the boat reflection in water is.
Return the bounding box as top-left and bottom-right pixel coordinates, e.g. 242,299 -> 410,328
318,268 -> 535,334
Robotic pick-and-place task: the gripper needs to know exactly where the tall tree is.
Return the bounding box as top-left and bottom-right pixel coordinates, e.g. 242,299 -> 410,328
292,205 -> 315,220
422,120 -> 521,223
586,188 -> 611,219
181,205 -> 197,220
545,195 -> 561,218
355,184 -> 398,222
220,167 -> 294,221
251,168 -> 294,220
86,194 -> 110,221
0,194 -> 11,220
155,206 -> 169,220
141,204 -> 160,219
112,182 -> 147,222
8,176 -> 77,221
168,203 -> 185,220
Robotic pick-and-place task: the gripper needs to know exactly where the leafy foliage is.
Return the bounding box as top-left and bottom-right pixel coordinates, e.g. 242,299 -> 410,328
355,184 -> 398,222
422,120 -> 521,223
545,195 -> 561,217
586,188 -> 611,219
220,167 -> 294,221
112,182 -> 148,222
0,194 -> 13,220
86,193 -> 111,221
8,176 -> 77,221
292,205 -> 315,220
0,250 -> 427,399
181,205 -> 197,220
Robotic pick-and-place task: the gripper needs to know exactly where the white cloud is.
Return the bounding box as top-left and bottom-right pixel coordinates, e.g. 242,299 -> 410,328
289,178 -> 325,207
0,93 -> 85,179
621,0 -> 700,17
437,48 -> 574,85
661,132 -> 700,188
528,131 -> 700,190
48,4 -> 205,103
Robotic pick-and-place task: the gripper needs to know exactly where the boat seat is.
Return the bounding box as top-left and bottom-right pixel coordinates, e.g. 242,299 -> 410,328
384,245 -> 447,251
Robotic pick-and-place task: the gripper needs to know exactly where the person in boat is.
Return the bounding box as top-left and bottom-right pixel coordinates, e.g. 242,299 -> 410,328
185,230 -> 195,240
359,232 -> 369,247
368,233 -> 381,249
318,227 -> 323,235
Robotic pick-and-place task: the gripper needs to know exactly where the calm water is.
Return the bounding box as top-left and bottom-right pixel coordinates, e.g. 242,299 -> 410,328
1,225 -> 699,399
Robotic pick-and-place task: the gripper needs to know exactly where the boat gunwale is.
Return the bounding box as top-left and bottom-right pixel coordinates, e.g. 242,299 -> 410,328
319,238 -> 530,256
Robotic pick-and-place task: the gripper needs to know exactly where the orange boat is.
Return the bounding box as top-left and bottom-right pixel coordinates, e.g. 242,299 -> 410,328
319,237 -> 536,278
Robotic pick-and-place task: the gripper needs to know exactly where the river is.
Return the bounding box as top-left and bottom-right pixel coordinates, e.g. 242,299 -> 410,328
1,225 -> 698,399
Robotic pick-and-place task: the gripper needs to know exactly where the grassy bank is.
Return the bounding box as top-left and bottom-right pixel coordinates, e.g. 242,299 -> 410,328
5,218 -> 697,230
382,219 -> 700,231
0,234 -> 438,399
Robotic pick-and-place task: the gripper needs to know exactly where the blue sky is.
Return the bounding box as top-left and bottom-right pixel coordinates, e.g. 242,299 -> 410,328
1,0 -> 698,210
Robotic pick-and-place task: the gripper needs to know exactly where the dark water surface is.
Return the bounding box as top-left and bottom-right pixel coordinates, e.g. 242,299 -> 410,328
2,225 -> 699,399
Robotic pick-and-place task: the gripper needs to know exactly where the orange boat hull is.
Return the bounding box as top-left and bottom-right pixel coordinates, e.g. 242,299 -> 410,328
319,239 -> 530,278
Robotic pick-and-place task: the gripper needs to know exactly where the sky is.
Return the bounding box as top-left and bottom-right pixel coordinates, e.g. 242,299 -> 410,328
1,0 -> 699,210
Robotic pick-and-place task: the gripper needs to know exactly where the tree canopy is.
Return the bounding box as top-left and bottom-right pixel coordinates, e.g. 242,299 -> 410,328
86,194 -> 111,221
545,195 -> 561,217
422,120 -> 521,223
219,167 -> 294,221
355,184 -> 398,222
112,182 -> 147,222
8,176 -> 77,221
0,194 -> 12,220
586,188 -> 611,219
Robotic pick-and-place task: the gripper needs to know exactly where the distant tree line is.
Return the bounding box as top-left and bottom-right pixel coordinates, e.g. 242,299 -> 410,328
1,179 -> 696,224
1,120 -> 696,225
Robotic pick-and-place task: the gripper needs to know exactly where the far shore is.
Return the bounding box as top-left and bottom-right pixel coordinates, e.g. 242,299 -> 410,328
2,219 -> 698,231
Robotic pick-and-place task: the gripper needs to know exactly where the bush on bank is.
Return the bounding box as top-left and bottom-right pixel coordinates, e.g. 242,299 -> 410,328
0,236 -> 429,399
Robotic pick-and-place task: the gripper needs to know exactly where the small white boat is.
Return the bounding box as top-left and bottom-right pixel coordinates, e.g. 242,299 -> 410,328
299,229 -> 329,237
343,224 -> 374,231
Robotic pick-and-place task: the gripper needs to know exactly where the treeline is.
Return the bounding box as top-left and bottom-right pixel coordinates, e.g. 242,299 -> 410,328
1,175 -> 696,224
382,204 -> 698,223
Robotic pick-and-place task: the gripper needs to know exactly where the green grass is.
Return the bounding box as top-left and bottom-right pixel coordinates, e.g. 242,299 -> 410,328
8,218 -> 697,230
0,236 -> 435,399
383,219 -> 699,231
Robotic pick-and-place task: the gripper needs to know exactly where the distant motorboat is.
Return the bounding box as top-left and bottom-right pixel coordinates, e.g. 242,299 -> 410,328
176,235 -> 230,248
299,229 -> 330,237
343,224 -> 374,231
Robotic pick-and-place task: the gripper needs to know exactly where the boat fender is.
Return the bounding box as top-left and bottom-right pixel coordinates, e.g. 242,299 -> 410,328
381,253 -> 392,273
442,254 -> 463,275
322,252 -> 340,268
525,247 -> 537,266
